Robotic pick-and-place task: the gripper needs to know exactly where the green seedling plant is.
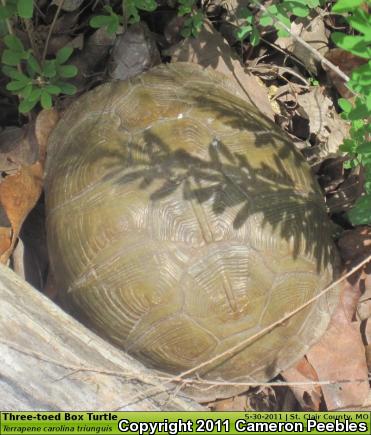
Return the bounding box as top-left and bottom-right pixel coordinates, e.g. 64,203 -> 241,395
126,0 -> 157,24
178,0 -> 204,38
332,0 -> 371,225
0,0 -> 33,19
236,0 -> 322,45
1,0 -> 78,113
90,0 -> 204,38
2,36 -> 78,113
90,5 -> 123,34
90,0 -> 158,33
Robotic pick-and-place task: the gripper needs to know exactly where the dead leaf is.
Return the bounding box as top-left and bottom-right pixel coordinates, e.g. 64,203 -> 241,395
306,300 -> 369,410
276,16 -> 329,75
209,395 -> 248,411
0,110 -> 57,263
297,88 -> 332,136
338,227 -> 371,266
297,87 -> 349,156
165,19 -> 274,120
0,126 -> 39,172
282,358 -> 322,410
0,162 -> 43,263
34,108 -> 59,164
338,227 -> 371,321
0,226 -> 12,257
303,229 -> 370,410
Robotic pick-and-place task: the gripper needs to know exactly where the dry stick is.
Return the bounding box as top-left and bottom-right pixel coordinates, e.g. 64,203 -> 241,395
2,336 -> 368,391
41,0 -> 65,64
119,254 -> 371,407
153,377 -> 370,389
252,0 -> 350,84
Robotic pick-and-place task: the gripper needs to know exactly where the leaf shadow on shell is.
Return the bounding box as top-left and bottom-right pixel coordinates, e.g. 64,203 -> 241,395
97,127 -> 335,273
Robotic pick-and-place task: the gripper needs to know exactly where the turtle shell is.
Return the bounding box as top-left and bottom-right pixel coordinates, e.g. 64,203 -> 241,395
45,62 -> 338,397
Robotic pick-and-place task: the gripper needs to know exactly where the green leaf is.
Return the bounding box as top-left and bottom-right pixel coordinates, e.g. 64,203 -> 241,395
17,0 -> 33,18
107,19 -> 119,34
57,64 -> 78,78
0,4 -> 16,19
18,97 -> 38,113
340,139 -> 356,153
268,5 -> 278,14
348,193 -> 371,225
332,33 -> 371,58
27,54 -> 42,74
357,142 -> 371,154
4,34 -> 24,52
291,6 -> 309,17
348,10 -> 371,37
276,10 -> 291,27
307,0 -> 320,7
277,27 -> 290,37
284,1 -> 309,17
236,25 -> 252,41
57,82 -> 77,95
6,80 -> 28,91
178,5 -> 192,16
338,98 -> 352,113
250,26 -> 260,47
42,60 -> 57,78
90,14 -> 113,28
45,85 -> 61,95
332,0 -> 363,13
180,26 -> 192,38
19,83 -> 32,98
348,101 -> 368,119
40,90 -> 52,109
56,47 -> 74,64
2,66 -> 27,81
2,49 -> 23,66
135,0 -> 157,12
260,14 -> 273,27
367,93 -> 371,111
29,87 -> 42,102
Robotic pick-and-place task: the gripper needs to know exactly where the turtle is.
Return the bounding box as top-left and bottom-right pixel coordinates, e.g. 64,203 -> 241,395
45,62 -> 339,399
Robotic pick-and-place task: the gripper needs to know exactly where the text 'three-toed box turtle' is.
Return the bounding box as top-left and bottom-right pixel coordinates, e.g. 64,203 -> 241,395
45,62 -> 339,398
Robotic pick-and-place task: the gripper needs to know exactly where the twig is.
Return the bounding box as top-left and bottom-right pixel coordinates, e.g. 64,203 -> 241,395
153,376 -> 370,389
42,0 -> 66,63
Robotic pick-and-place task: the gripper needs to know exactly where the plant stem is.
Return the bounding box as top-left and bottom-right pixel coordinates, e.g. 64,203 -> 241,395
1,0 -> 22,76
42,0 -> 66,64
23,18 -> 41,60
1,0 -> 14,35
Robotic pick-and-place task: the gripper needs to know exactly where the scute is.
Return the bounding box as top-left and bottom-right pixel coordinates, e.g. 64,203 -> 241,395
45,62 -> 339,400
